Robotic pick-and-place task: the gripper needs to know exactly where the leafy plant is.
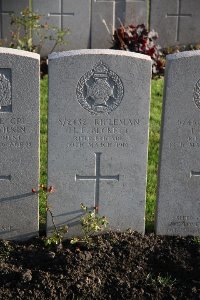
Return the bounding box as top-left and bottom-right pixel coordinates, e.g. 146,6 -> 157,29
112,23 -> 165,76
44,223 -> 68,248
4,2 -> 69,54
71,203 -> 109,245
0,241 -> 12,260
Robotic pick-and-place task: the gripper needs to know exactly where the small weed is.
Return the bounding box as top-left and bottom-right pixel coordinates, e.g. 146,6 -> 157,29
157,274 -> 176,287
44,224 -> 68,248
193,237 -> 200,244
147,273 -> 176,288
0,241 -> 12,260
71,203 -> 109,245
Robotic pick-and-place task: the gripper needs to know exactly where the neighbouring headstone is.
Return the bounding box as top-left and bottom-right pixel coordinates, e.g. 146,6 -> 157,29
33,0 -> 91,56
91,0 -> 148,49
47,49 -> 151,237
0,48 -> 40,240
0,0 -> 27,40
156,50 -> 200,236
150,0 -> 200,48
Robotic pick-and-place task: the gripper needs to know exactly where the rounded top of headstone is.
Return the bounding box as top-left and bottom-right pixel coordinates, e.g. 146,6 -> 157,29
48,49 -> 151,62
167,50 -> 200,61
0,47 -> 40,60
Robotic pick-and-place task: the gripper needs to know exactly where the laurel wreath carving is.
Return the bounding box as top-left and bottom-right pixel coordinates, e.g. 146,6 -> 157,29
0,74 -> 11,107
193,79 -> 200,110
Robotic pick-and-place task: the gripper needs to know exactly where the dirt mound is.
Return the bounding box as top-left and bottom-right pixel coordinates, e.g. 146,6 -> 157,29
0,231 -> 199,299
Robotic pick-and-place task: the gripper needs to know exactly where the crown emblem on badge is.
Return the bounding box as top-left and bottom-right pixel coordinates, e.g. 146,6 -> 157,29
93,61 -> 109,77
76,61 -> 124,115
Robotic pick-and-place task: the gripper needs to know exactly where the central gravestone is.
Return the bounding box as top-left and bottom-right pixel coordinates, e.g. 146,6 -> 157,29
47,49 -> 151,237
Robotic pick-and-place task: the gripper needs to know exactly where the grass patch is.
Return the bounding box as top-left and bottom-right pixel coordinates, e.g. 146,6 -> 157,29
39,77 -> 164,231
40,75 -> 48,229
146,78 -> 164,231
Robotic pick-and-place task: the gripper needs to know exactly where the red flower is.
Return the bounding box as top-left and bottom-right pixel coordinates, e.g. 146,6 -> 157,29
48,186 -> 55,193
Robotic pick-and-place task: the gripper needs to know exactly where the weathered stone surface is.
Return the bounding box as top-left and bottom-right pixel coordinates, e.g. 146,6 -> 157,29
150,0 -> 200,48
47,49 -> 151,237
33,0 -> 91,56
0,48 -> 40,240
91,0 -> 148,49
156,50 -> 200,236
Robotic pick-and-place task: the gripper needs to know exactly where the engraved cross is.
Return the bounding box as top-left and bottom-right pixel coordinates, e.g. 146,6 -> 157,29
0,2 -> 13,38
48,0 -> 74,30
75,152 -> 119,212
95,0 -> 145,2
166,0 -> 192,42
190,171 -> 200,179
117,0 -> 145,2
0,175 -> 11,181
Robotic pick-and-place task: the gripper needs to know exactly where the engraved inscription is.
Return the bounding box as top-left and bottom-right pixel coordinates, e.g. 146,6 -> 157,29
0,175 -> 11,181
169,119 -> 200,149
167,215 -> 200,234
193,79 -> 200,110
0,225 -> 14,233
76,61 -> 124,115
0,116 -> 32,148
59,117 -> 141,149
0,71 -> 12,112
75,152 -> 119,211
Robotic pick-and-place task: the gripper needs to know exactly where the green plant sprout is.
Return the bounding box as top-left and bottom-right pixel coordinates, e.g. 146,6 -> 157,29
44,206 -> 68,248
71,203 -> 109,245
193,237 -> 200,244
0,241 -> 12,261
146,273 -> 176,288
32,185 -> 68,248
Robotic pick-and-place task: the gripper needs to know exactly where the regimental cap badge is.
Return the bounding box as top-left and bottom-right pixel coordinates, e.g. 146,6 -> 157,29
0,74 -> 11,108
76,61 -> 124,114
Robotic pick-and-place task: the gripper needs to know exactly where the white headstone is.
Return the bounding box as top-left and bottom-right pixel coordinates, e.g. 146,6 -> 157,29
156,50 -> 200,236
0,48 -> 40,240
150,0 -> 200,48
91,0 -> 148,49
47,49 -> 151,237
32,0 -> 91,56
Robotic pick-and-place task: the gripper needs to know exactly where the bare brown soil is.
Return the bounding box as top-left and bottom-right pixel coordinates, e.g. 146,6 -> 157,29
0,231 -> 200,300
